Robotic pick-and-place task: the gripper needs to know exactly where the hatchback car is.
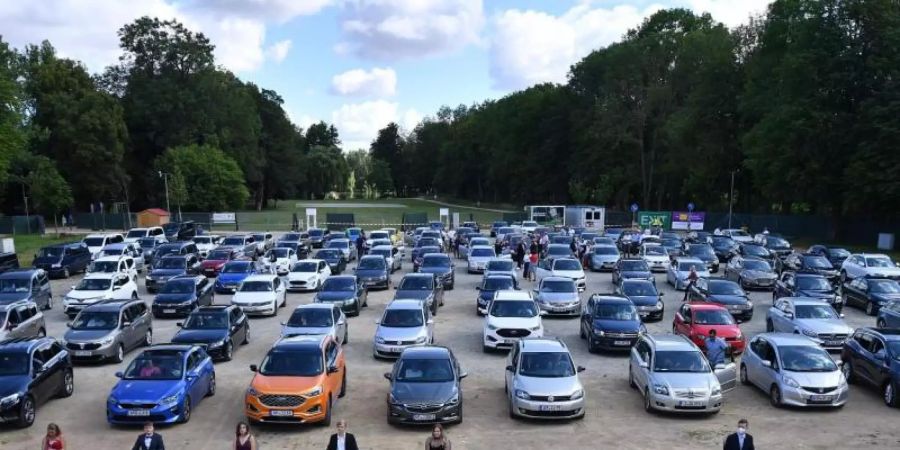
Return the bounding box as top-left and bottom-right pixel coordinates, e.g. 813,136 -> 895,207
841,327 -> 900,407
773,272 -> 842,311
287,259 -> 331,292
282,303 -> 346,344
418,253 -> 454,290
82,233 -> 125,260
146,255 -> 200,293
231,274 -> 287,317
710,236 -> 739,262
684,244 -> 719,273
0,269 -> 52,310
315,249 -> 347,275
384,346 -> 465,425
152,275 -> 214,318
0,301 -> 46,341
640,244 -> 669,272
614,259 -> 654,286
466,246 -> 496,274
0,337 -> 73,428
877,300 -> 900,328
326,239 -> 357,262
842,277 -> 900,316
395,273 -> 443,316
740,333 -> 848,408
579,295 -> 643,352
307,228 -> 329,248
483,291 -> 543,352
766,298 -> 852,350
261,247 -> 298,276
199,248 -> 240,278
533,277 -> 581,316
191,234 -> 221,258
374,300 -> 434,359
534,258 -> 586,292
588,245 -> 620,272
506,338 -> 585,420
354,255 -> 392,290
214,260 -> 259,294
98,243 -> 145,273
172,305 -> 250,361
107,344 -> 216,424
219,235 -> 258,259
62,273 -> 139,318
672,302 -> 745,355
315,275 -> 368,316
369,245 -> 402,272
63,299 -> 152,363
724,257 -> 778,290
687,279 -> 753,322
617,279 -> 664,321
475,274 -> 518,316
87,255 -> 138,281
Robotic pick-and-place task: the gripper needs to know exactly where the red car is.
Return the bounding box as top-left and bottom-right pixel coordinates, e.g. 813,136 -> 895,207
672,302 -> 746,355
199,248 -> 240,277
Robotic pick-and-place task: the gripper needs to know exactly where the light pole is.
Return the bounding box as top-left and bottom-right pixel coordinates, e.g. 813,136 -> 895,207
158,171 -> 171,214
727,169 -> 739,230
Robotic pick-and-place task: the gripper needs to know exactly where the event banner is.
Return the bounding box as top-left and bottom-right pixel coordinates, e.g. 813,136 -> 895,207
671,211 -> 705,230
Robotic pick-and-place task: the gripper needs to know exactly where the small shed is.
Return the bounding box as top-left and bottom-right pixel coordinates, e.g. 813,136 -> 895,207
136,208 -> 171,227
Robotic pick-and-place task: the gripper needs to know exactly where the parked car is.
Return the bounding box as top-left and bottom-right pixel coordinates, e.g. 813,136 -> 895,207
369,245 -> 402,272
138,237 -> 165,267
766,298 -> 852,350
384,346 -> 465,425
466,246 -> 496,274
666,257 -> 710,290
281,303 -> 346,344
286,260 -> 331,292
710,236 -> 739,263
231,274 -> 287,317
673,302 -> 745,355
534,258 -> 586,291
353,255 -> 392,290
842,277 -> 900,316
841,327 -> 900,406
614,259 -> 654,286
220,235 -> 259,260
807,245 -> 851,268
87,254 -> 138,279
199,248 -> 240,278
411,245 -> 441,272
532,277 -> 580,317
63,299 -> 152,363
307,228 -> 329,248
107,344 -> 215,424
877,300 -> 900,328
782,253 -> 838,283
684,243 -> 719,273
124,226 -> 165,244
192,235 -> 221,258
0,337 -> 73,428
484,258 -> 517,282
146,255 -> 200,293
417,253 -> 454,290
82,234 -> 124,260
98,243 -> 145,273
32,242 -> 91,278
687,278 -> 753,322
740,333 -> 847,408
374,299 -> 434,359
640,244 -> 669,272
151,275 -> 214,318
152,241 -> 200,264
261,247 -> 299,276
773,272 -> 842,312
756,234 -> 793,260
475,274 -> 518,316
0,300 -> 46,340
491,221 -> 508,237
721,229 -> 753,243
315,275 -> 368,316
315,249 -> 347,275
250,232 -> 274,255
841,253 -> 900,282
214,260 -> 259,294
63,273 -> 138,318
0,269 -> 52,310
630,334 -> 736,414
579,294 -> 643,352
617,279 -> 664,321
172,305 -> 249,361
588,245 -> 620,272
505,338 -> 584,420
394,273 -> 443,316
163,221 -> 197,241
482,290 -> 543,352
545,244 -> 573,260
723,256 -> 778,290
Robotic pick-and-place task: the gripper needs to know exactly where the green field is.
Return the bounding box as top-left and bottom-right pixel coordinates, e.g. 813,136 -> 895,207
3,233 -> 83,267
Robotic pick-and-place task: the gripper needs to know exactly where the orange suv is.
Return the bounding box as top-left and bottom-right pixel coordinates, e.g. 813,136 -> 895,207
245,334 -> 346,425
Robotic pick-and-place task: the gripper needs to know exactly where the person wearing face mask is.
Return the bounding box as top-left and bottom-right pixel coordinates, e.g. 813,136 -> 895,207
132,422 -> 165,450
723,418 -> 754,450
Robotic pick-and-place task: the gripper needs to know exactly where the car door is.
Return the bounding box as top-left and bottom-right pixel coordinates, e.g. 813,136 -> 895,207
132,303 -> 151,349
673,304 -> 692,337
505,343 -> 520,394
22,304 -> 41,338
29,348 -> 53,404
324,340 -> 340,393
332,306 -> 346,343
666,260 -> 676,285
580,297 -> 594,338
844,278 -> 864,307
849,332 -> 876,385
36,342 -> 65,401
770,300 -> 791,332
185,350 -> 206,405
884,302 -> 900,328
633,340 -> 652,390
756,339 -> 779,389
113,275 -> 131,299
423,304 -> 434,341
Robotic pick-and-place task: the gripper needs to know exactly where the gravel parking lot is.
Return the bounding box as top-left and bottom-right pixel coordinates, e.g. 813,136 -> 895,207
2,248 -> 900,450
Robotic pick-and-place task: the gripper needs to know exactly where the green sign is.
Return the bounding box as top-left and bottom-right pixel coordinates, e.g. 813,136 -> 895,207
637,211 -> 671,230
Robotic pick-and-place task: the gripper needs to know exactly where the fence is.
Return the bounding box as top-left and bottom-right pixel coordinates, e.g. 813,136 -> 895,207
0,216 -> 46,234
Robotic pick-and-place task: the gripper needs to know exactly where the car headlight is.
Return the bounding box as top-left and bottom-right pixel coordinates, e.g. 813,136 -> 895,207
307,276 -> 317,282
447,392 -> 460,405
209,339 -> 226,348
51,263 -> 61,268
839,375 -> 848,388
99,336 -> 115,346
375,336 -> 386,344
515,389 -> 531,400
711,386 -> 721,396
160,394 -> 179,406
306,387 -> 323,397
146,275 -> 154,281
0,393 -> 22,406
747,300 -> 753,308
487,323 -> 498,330
570,389 -> 584,400
656,301 -> 663,309
800,328 -> 818,338
595,329 -> 605,336
784,376 -> 800,388
415,336 -> 427,344
246,387 -> 259,397
343,298 -> 356,305
106,394 -> 117,404
653,384 -> 669,395
530,325 -> 542,331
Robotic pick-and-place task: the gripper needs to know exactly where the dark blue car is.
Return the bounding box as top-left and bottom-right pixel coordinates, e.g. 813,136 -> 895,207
0,337 -> 73,428
579,295 -> 645,352
31,243 -> 91,278
146,255 -> 199,293
878,300 -> 900,328
214,260 -> 258,294
475,274 -> 517,316
353,255 -> 391,290
617,279 -> 664,321
314,249 -> 346,275
687,279 -> 753,321
171,306 -> 249,361
152,275 -> 214,318
107,344 -> 215,424
611,259 -> 653,285
841,328 -> 900,407
314,275 -> 368,316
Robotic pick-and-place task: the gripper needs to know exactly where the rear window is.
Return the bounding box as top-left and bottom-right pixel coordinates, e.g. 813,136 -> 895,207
471,248 -> 495,258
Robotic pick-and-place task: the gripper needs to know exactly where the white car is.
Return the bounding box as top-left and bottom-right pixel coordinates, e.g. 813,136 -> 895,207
534,258 -> 586,291
640,243 -> 669,272
281,303 -> 347,344
98,242 -> 146,273
287,259 -> 331,292
87,255 -> 138,281
369,245 -> 402,272
231,274 -> 287,317
840,253 -> 900,282
261,247 -> 299,276
521,221 -> 539,234
467,246 -> 497,273
62,273 -> 139,318
722,229 -> 754,244
192,235 -> 221,258
483,290 -> 544,352
83,233 -> 125,260
366,230 -> 391,248
124,227 -> 165,244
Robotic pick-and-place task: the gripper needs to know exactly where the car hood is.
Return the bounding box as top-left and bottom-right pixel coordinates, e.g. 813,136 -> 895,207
0,292 -> 30,302
200,260 -> 227,269
250,373 -> 322,394
781,369 -> 843,387
377,326 -> 426,341
0,375 -> 30,397
484,269 -> 515,278
796,289 -> 835,299
514,375 -> 580,397
419,267 -> 451,276
708,294 -> 749,305
621,270 -> 652,279
64,329 -> 115,342
112,380 -> 183,402
552,270 -> 585,279
742,270 -> 776,279
688,324 -> 741,339
171,329 -> 228,344
391,381 -> 457,404
217,273 -> 251,283
794,319 -> 852,334
627,295 -> 658,307
356,269 -> 387,278
150,269 -> 185,278
316,291 -> 355,301
536,292 -> 579,303
468,256 -> 492,264
644,255 -> 668,263
233,292 -> 275,303
591,255 -> 619,262
487,316 -> 541,329
287,271 -> 317,281
66,290 -> 109,301
593,319 -> 641,332
652,372 -> 718,390
281,326 -> 333,338
154,293 -> 196,304
395,290 -> 432,301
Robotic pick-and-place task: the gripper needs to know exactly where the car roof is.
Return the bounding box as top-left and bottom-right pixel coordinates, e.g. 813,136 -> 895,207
645,334 -> 695,350
102,243 -> 128,249
359,254 -> 385,260
758,332 -> 819,346
783,297 -> 833,306
400,345 -> 450,359
542,276 -> 575,283
0,269 -> 40,279
552,257 -> 579,263
95,255 -> 129,262
244,274 -> 277,282
403,273 -> 433,279
685,302 -> 727,311
386,299 -> 424,310
520,338 -> 568,353
371,245 -> 394,251
328,275 -> 357,281
673,257 -> 704,264
0,336 -> 54,352
493,290 -> 533,301
144,344 -> 195,353
194,305 -> 232,313
621,278 -> 654,285
274,334 -> 327,350
484,273 -> 515,280
83,299 -> 134,312
292,303 -> 335,311
591,294 -> 630,304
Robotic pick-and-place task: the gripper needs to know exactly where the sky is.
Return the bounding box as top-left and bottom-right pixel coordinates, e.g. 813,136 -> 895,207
1,0 -> 772,151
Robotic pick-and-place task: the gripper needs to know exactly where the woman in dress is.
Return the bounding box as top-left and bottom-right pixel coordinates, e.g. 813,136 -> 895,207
425,424 -> 451,450
234,421 -> 257,450
42,423 -> 64,450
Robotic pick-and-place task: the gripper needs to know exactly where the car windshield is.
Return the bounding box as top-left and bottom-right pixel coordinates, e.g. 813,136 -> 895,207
292,262 -> 318,273
645,246 -> 667,256
38,247 -> 64,258
399,277 -> 432,290
183,312 -> 228,329
483,278 -> 514,291
594,303 -> 638,320
594,247 -> 618,255
547,247 -> 570,256
767,237 -> 790,248
160,279 -> 195,294
251,234 -> 265,243
83,237 -> 105,247
239,281 -> 272,292
223,262 -> 251,273
743,260 -> 771,271
688,245 -> 715,258
487,260 -> 514,271
743,245 -> 768,257
653,351 -> 709,373
0,352 -> 28,375
207,250 -> 232,260
519,352 -> 575,378
779,345 -> 837,372
470,248 -> 494,258
370,232 -> 388,240
71,311 -> 119,330
267,249 -> 289,258
869,280 -> 900,294
708,282 -> 744,296
395,358 -> 454,382
221,237 -> 245,246
358,258 -> 385,270
693,309 -> 735,325
711,236 -> 734,246
286,309 -> 333,328
796,277 -> 832,291
91,261 -> 120,273
156,258 -> 186,269
126,230 -> 146,238
542,280 -> 576,293
381,309 -> 424,327
316,250 -> 341,260
490,300 -> 538,318
623,282 -> 656,296
327,241 -> 349,249
309,229 -> 324,237
422,256 -> 450,268
282,233 -> 302,241
866,256 -> 894,268
124,352 -> 184,380
678,263 -> 701,271
554,260 -> 582,271
75,278 -> 111,290
803,256 -> 833,269
323,278 -> 355,291
193,237 -> 211,244
139,238 -> 157,249
620,260 -> 649,271
0,278 -> 29,293
370,249 -> 391,259
794,304 -> 838,319
259,350 -> 323,376
163,223 -> 180,233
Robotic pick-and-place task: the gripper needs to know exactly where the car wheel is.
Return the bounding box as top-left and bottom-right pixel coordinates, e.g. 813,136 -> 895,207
343,328 -> 349,345
769,385 -> 782,408
354,302 -> 361,317
63,267 -> 70,278
16,395 -> 35,428
628,366 -> 636,389
45,296 -> 53,310
143,330 -> 152,347
242,326 -> 250,345
740,364 -> 750,385
643,388 -> 653,413
884,381 -> 898,407
339,369 -> 347,398
112,344 -> 125,363
866,301 -> 878,316
180,397 -> 192,423
842,360 -> 855,384
271,301 -> 279,317
579,323 -> 586,339
58,369 -> 74,398
321,397 -> 333,427
766,319 -> 774,332
840,270 -> 847,284
207,373 -> 216,396
224,341 -> 234,361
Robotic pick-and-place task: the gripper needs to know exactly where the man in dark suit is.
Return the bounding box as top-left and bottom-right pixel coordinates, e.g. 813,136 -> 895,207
723,418 -> 754,450
132,422 -> 165,450
326,419 -> 359,450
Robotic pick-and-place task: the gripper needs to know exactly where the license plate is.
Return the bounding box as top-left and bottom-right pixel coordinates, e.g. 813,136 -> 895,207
503,339 -> 517,344
677,401 -> 704,407
74,351 -> 91,357
539,405 -> 562,412
163,309 -> 176,314
639,312 -> 649,317
270,410 -> 294,416
810,394 -> 832,402
413,414 -> 436,421
127,409 -> 150,416
825,341 -> 842,346
614,340 -> 631,346
389,347 -> 403,353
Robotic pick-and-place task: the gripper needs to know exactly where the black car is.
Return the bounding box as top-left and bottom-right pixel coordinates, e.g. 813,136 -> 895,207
395,273 -> 444,316
163,221 -> 197,241
315,249 -> 347,275
807,245 -> 852,268
354,255 -> 392,290
684,243 -> 719,273
842,277 -> 900,316
687,278 -> 753,321
773,272 -> 842,312
782,253 -> 838,283
418,253 -> 455,290
314,275 -> 368,316
413,246 -> 442,272
275,240 -> 309,260
611,259 -> 653,285
385,346 -> 465,425
146,254 -> 201,293
0,337 -> 74,427
152,241 -> 200,263
172,305 -> 249,361
710,236 -> 739,262
841,328 -> 900,407
475,274 -> 518,316
737,243 -> 781,272
151,275 -> 214,318
579,295 -> 644,352
760,235 -> 793,260
307,228 -> 329,248
32,242 -> 91,278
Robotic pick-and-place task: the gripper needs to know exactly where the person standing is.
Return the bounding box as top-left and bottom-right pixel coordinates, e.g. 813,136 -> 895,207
42,423 -> 64,450
705,329 -> 728,367
327,419 -> 359,450
234,421 -> 257,450
356,231 -> 366,257
425,424 -> 451,450
529,251 -> 539,282
683,266 -> 699,302
515,241 -> 526,270
131,422 -> 165,450
723,418 -> 755,450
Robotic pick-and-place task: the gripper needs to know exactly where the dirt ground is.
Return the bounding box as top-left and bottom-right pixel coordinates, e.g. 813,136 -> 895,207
2,246 -> 900,450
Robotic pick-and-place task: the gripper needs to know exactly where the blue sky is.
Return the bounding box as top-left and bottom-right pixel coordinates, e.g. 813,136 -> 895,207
2,0 -> 771,150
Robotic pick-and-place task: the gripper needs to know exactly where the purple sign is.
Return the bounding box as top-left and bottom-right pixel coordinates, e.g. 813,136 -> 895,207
671,211 -> 705,230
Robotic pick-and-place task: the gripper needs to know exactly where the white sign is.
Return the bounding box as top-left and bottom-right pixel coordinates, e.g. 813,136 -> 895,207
439,208 -> 449,216
212,212 -> 236,224
305,208 -> 317,216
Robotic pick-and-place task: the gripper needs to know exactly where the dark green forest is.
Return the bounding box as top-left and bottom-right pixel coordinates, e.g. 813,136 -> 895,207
1,0 -> 898,221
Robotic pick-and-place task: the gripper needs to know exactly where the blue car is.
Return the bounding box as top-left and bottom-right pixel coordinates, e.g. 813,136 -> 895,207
877,300 -> 900,328
579,294 -> 645,352
475,274 -> 517,316
146,255 -> 200,293
107,344 -> 215,424
314,275 -> 368,316
214,260 -> 258,294
841,327 -> 900,407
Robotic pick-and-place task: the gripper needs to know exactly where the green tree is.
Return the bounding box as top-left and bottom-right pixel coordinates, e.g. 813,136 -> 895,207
8,153 -> 72,231
369,158 -> 394,195
0,38 -> 26,190
155,144 -> 248,210
369,122 -> 405,194
305,122 -> 341,149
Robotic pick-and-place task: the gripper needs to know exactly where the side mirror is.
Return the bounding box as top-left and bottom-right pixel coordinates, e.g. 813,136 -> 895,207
839,313 -> 845,318
66,321 -> 73,328
577,366 -> 586,373
249,364 -> 258,372
176,322 -> 184,328
327,366 -> 339,374
658,293 -> 664,297
337,319 -> 346,325
714,363 -> 726,370
505,365 -> 514,372
459,371 -> 468,379
393,285 -> 398,289
426,319 -> 434,325
121,322 -> 132,328
475,286 -> 481,291
383,372 -> 392,380
784,312 -> 794,319
639,361 -> 649,369
761,360 -> 772,368
114,371 -> 124,378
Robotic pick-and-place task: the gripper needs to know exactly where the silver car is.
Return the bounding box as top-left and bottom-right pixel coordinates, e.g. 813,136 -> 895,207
588,245 -> 620,271
629,334 -> 737,414
766,298 -> 853,350
505,338 -> 586,420
841,253 -> 900,282
0,300 -> 45,341
666,257 -> 710,290
62,299 -> 152,363
281,303 -> 347,344
740,333 -> 848,408
369,245 -> 402,272
533,277 -> 581,316
724,256 -> 778,289
467,246 -> 496,273
373,299 -> 434,359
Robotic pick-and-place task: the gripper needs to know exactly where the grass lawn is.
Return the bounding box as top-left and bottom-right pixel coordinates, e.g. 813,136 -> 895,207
3,233 -> 84,267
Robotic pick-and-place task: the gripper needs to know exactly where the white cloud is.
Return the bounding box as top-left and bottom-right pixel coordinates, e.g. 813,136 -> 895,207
266,39 -> 292,63
188,0 -> 333,22
330,67 -> 397,97
401,108 -> 421,131
687,0 -> 772,27
331,100 -> 416,150
337,0 -> 484,60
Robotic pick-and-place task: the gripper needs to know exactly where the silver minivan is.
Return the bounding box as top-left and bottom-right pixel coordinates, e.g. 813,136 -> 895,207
0,300 -> 46,340
62,299 -> 152,363
505,338 -> 586,420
